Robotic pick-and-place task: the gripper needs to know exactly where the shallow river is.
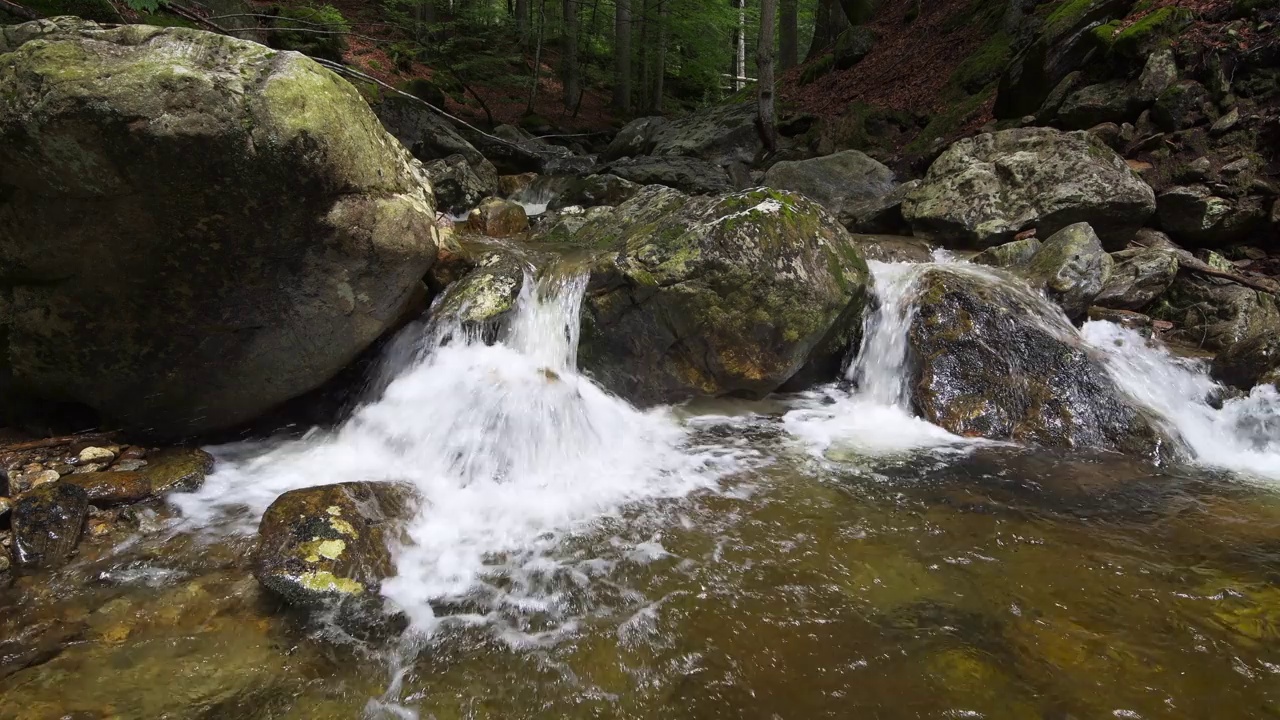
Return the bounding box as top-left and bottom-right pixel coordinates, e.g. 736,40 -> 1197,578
2,261 -> 1278,719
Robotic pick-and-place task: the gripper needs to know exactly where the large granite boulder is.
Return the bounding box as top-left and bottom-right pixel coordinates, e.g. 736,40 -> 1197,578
599,156 -> 732,195
762,150 -> 896,219
0,19 -> 439,439
1094,247 -> 1180,311
571,186 -> 870,404
1022,222 -> 1114,320
902,128 -> 1155,249
1156,186 -> 1268,247
907,267 -> 1171,455
254,481 -> 418,612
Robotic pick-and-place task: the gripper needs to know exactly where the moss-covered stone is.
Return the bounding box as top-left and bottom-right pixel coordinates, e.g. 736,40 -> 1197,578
972,237 -> 1043,269
254,481 -> 417,612
1023,222 -> 1114,319
578,186 -> 870,404
0,19 -> 438,440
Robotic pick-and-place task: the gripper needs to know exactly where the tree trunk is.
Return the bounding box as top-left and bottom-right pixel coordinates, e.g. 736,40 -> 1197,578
562,0 -> 580,110
779,0 -> 798,70
734,0 -> 747,91
758,0 -> 778,153
527,0 -> 547,115
516,0 -> 529,44
636,0 -> 649,111
652,0 -> 668,112
805,0 -> 848,61
613,0 -> 631,111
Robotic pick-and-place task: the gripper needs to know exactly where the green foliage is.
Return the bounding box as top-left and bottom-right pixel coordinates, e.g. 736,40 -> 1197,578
1110,7 -> 1192,56
123,0 -> 167,11
799,54 -> 834,86
1042,0 -> 1100,39
951,31 -> 1011,93
268,4 -> 350,63
21,0 -> 118,22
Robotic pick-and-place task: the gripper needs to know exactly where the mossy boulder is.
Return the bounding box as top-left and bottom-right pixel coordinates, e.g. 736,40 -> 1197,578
834,26 -> 876,70
1023,222 -> 1114,319
907,267 -> 1173,455
431,251 -> 527,337
0,19 -> 439,440
254,481 -> 418,612
1149,274 -> 1280,351
1094,247 -> 1179,311
578,186 -> 870,404
422,154 -> 499,216
1156,186 -> 1267,247
972,238 -> 1043,269
1056,80 -> 1145,129
902,128 -> 1155,249
1151,80 -> 1212,131
549,173 -> 641,210
762,150 -> 897,220
61,447 -> 214,504
599,156 -> 732,195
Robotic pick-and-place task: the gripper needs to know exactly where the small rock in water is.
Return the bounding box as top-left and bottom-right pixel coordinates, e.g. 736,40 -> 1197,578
1087,307 -> 1153,332
12,482 -> 90,569
15,469 -> 61,493
110,459 -> 147,472
77,446 -> 116,465
118,446 -> 148,461
0,496 -> 10,517
143,448 -> 215,494
70,462 -> 108,474
62,470 -> 154,506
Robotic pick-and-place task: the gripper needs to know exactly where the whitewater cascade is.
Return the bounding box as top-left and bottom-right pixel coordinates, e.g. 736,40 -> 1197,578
176,267 -> 739,633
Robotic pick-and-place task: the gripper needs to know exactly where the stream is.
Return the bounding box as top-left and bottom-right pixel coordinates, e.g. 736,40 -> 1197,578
1,258 -> 1278,719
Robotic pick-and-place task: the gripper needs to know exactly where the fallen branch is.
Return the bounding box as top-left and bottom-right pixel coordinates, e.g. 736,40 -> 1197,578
1176,251 -> 1280,294
0,0 -> 40,20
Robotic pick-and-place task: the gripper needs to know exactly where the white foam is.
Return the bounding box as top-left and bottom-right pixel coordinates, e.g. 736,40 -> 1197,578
1083,321 -> 1280,481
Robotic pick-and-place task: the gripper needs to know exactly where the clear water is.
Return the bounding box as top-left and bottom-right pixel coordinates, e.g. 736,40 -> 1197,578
3,260 -> 1279,719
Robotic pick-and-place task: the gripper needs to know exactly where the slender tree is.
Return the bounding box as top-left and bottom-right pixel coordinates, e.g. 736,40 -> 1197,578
734,0 -> 747,91
758,0 -> 778,153
562,0 -> 580,110
806,0 -> 849,61
779,0 -> 798,70
515,0 -> 529,44
613,0 -> 632,110
526,0 -> 547,114
652,0 -> 669,112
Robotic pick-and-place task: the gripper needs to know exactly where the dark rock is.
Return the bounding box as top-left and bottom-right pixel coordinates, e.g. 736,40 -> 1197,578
1212,334 -> 1280,390
600,156 -> 732,195
972,237 -> 1042,269
63,447 -> 213,504
1094,247 -> 1179,311
577,186 -> 870,404
549,174 -> 641,210
840,179 -> 920,235
902,128 -> 1155,249
1057,80 -> 1145,130
1087,307 -> 1153,332
1156,186 -> 1267,246
423,154 -> 499,216
498,172 -> 539,198
466,198 -> 530,237
1151,274 -> 1280,350
643,102 -> 762,167
1135,48 -> 1178,103
1152,81 -> 1212,131
1023,222 -> 1113,319
373,95 -> 486,167
834,26 -> 876,70
762,150 -> 896,219
0,19 -> 440,440
602,116 -> 669,161
254,481 -> 418,611
1035,70 -> 1084,124
12,482 -> 89,569
1087,122 -> 1125,150
908,268 -> 1173,455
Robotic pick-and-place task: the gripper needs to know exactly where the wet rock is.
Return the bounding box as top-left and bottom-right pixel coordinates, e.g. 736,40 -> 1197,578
13,469 -> 60,494
531,206 -> 616,244
431,251 -> 527,334
141,448 -> 215,495
254,481 -> 418,611
972,238 -> 1042,269
110,459 -> 147,472
762,150 -> 897,219
841,179 -> 920,235
908,268 -> 1172,455
1157,186 -> 1267,246
466,198 -> 529,238
902,128 -> 1155,249
1136,47 -> 1177,102
599,156 -> 732,195
1151,274 -> 1280,351
77,446 -> 115,465
0,543 -> 9,588
498,172 -> 539,197
1057,80 -> 1144,129
71,462 -> 108,474
549,174 -> 641,210
423,154 -> 499,216
0,496 -> 10,518
850,235 -> 936,263
1212,334 -> 1280,390
1094,247 -> 1179,311
62,471 -> 153,506
578,186 -> 870,404
12,482 -> 90,569
1023,223 -> 1113,320
1087,307 -> 1153,331
0,19 -> 440,440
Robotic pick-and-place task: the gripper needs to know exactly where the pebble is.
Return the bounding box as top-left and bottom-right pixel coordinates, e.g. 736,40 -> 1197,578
78,446 -> 116,465
119,446 -> 148,461
71,463 -> 108,474
18,469 -> 61,492
110,459 -> 147,472
0,496 -> 10,517
86,518 -> 114,539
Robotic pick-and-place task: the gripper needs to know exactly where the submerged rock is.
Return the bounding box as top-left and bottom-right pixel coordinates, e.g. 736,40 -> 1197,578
762,150 -> 896,219
466,197 -> 529,237
62,447 -> 213,505
908,268 -> 1171,455
0,19 -> 440,440
902,128 -> 1155,249
12,482 -> 90,569
254,481 -> 417,611
578,186 -> 870,404
1212,334 -> 1280,390
1023,223 -> 1113,320
1094,247 -> 1179,311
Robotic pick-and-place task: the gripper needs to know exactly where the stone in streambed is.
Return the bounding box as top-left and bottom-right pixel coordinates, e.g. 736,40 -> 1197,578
972,238 -> 1042,269
60,447 -> 214,504
1023,222 -> 1113,320
12,482 -> 90,569
254,481 -> 418,610
762,150 -> 897,219
577,186 -> 870,404
1093,247 -> 1179,311
1212,335 -> 1280,391
466,197 -> 529,237
908,268 -> 1173,456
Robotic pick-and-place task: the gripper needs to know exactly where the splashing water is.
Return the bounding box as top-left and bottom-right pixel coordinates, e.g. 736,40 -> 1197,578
174,269 -> 741,634
1083,321 -> 1280,482
783,260 -> 978,458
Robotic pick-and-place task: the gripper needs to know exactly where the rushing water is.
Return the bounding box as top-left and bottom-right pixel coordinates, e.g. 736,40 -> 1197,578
2,258 -> 1279,719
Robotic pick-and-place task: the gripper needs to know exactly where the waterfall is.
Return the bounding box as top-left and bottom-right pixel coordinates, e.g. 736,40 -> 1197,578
1084,321 -> 1280,482
175,267 -> 739,633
